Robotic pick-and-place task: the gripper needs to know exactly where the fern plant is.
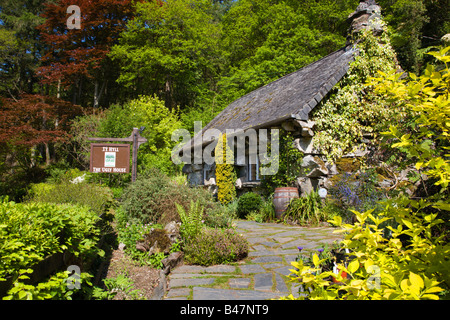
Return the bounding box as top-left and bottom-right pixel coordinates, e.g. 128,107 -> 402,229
175,200 -> 204,240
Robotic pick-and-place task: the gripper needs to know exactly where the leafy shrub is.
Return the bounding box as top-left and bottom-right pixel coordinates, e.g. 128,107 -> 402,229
116,221 -> 172,268
283,191 -> 324,226
237,192 -> 262,218
283,207 -> 448,300
4,270 -> 93,300
117,222 -> 157,257
98,95 -> 183,175
121,168 -> 215,225
0,200 -> 102,299
246,211 -> 265,223
26,181 -> 116,216
183,228 -> 248,266
204,201 -> 237,228
259,198 -> 276,222
93,273 -> 145,300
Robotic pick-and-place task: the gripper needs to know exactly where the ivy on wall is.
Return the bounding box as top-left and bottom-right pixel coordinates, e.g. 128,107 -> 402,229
310,29 -> 407,163
261,130 -> 303,193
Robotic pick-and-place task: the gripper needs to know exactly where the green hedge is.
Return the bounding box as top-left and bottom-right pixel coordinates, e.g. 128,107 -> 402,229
26,181 -> 116,216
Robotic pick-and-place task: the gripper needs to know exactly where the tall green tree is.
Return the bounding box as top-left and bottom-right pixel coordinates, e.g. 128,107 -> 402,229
218,0 -> 358,105
378,0 -> 449,73
0,0 -> 47,98
110,0 -> 222,111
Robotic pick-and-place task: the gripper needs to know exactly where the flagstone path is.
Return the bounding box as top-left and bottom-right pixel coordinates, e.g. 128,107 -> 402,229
163,220 -> 343,300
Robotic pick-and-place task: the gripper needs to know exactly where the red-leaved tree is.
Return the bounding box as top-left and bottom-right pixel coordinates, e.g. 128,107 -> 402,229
0,94 -> 82,162
37,0 -> 138,107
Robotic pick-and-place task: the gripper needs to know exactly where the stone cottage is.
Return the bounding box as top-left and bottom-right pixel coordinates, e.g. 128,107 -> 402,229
179,0 -> 391,196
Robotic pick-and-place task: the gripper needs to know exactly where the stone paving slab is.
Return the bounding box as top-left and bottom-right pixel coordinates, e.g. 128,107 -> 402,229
262,263 -> 285,270
166,288 -> 190,298
164,220 -> 342,300
239,264 -> 266,274
273,265 -> 294,276
171,265 -> 206,274
205,265 -> 237,273
192,287 -> 284,300
254,273 -> 273,291
248,250 -> 279,257
251,256 -> 283,263
275,274 -> 289,293
229,278 -> 251,289
169,277 -> 216,288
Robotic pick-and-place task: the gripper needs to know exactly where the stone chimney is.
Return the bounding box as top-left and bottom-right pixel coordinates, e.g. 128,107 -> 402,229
346,0 -> 384,45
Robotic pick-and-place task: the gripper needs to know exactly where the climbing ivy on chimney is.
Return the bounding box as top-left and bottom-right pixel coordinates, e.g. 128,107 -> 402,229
311,29 -> 406,163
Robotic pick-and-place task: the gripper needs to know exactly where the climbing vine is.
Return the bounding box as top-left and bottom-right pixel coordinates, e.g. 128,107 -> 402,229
311,29 -> 407,162
261,130 -> 303,193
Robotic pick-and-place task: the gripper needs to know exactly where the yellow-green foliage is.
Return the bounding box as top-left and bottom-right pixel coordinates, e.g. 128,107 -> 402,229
215,133 -> 236,205
282,204 -> 448,300
371,45 -> 450,193
281,46 -> 450,300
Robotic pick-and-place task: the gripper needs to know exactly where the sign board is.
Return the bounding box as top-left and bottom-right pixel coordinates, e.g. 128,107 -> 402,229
90,143 -> 130,173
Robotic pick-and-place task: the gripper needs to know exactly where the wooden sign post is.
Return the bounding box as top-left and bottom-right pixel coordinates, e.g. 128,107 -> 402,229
88,127 -> 147,182
90,143 -> 130,173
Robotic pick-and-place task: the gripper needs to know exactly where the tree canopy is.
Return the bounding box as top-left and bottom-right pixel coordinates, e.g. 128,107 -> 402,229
0,0 -> 448,198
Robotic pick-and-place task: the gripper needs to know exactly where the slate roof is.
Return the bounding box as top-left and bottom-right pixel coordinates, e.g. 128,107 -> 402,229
182,45 -> 357,151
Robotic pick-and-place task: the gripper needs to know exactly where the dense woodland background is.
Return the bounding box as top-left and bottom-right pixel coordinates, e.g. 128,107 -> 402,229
0,0 -> 449,199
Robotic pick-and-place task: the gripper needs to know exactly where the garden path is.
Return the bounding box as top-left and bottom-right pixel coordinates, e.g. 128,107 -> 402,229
163,220 -> 343,300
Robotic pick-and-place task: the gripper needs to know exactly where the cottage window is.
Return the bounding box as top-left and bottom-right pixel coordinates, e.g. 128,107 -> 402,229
248,156 -> 260,181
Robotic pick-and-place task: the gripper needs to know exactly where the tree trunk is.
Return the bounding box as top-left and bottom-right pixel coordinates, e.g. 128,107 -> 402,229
45,143 -> 51,166
165,76 -> 173,110
94,80 -> 99,108
57,79 -> 61,99
93,79 -> 106,108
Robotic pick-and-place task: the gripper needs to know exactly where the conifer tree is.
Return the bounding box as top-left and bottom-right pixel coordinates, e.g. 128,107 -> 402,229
214,133 -> 236,205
